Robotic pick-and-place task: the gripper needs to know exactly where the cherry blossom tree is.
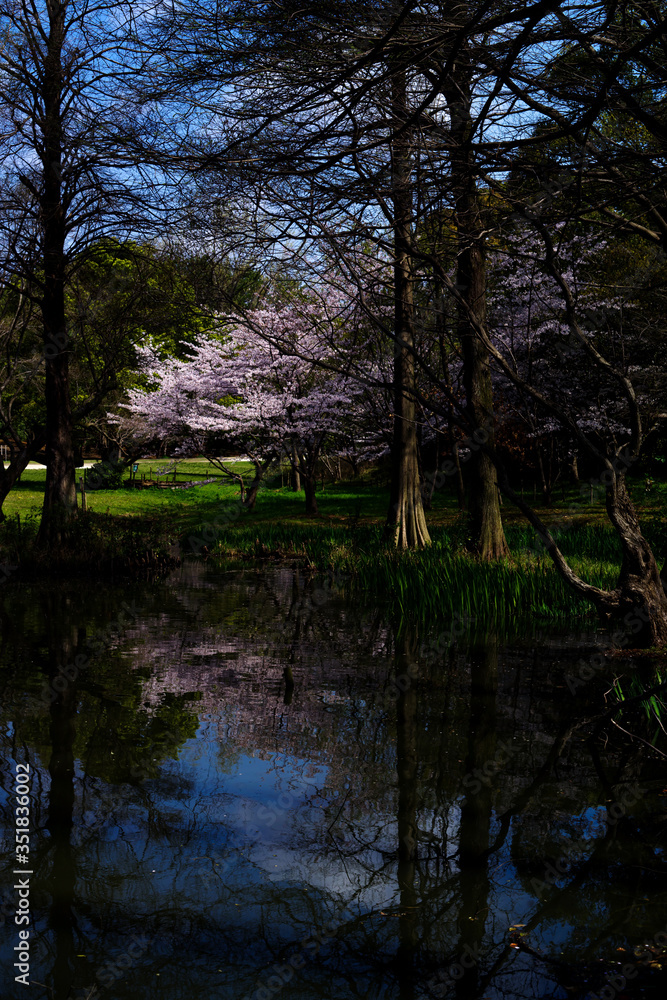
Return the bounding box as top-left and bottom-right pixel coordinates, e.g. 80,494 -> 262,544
474,225 -> 667,645
488,228 -> 664,457
122,301 -> 379,513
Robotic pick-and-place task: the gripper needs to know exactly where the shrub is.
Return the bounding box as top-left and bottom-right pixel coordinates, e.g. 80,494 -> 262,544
85,461 -> 124,490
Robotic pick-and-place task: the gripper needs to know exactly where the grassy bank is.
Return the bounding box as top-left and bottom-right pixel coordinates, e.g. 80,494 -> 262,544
2,461 -> 665,623
193,520 -> 623,622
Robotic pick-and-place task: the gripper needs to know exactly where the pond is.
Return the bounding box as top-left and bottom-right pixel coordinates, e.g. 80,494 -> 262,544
1,561 -> 666,999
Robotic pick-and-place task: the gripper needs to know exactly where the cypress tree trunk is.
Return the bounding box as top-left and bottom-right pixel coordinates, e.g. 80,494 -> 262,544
385,65 -> 430,549
438,302 -> 466,510
446,50 -> 507,561
460,298 -> 507,558
37,0 -> 76,548
40,333 -> 76,541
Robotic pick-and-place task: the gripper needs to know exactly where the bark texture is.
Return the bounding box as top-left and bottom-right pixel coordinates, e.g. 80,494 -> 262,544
244,458 -> 273,510
290,442 -> 301,491
302,473 -> 319,515
294,442 -> 321,515
605,476 -> 667,645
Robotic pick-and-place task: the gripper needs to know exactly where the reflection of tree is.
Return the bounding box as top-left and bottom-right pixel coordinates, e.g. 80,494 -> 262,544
44,593 -> 78,999
456,637 -> 497,1000
0,580 -> 202,997
396,627 -> 419,1000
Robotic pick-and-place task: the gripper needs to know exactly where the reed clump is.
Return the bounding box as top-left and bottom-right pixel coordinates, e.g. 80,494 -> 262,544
202,519 -> 627,624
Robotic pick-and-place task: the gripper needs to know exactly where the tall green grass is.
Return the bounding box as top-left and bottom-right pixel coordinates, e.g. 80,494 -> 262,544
203,519 -> 624,624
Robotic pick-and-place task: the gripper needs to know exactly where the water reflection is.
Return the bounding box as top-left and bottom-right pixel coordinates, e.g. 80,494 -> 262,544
0,563 -> 666,999
395,629 -> 418,1000
44,593 -> 78,1000
456,638 -> 496,1000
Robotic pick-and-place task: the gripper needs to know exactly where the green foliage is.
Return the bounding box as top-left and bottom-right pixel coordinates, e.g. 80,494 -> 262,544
85,461 -> 124,490
68,240 -> 210,372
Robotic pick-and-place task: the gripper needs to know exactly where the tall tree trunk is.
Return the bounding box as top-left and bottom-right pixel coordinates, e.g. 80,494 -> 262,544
423,430 -> 439,512
452,441 -> 466,510
438,297 -> 466,510
607,474 -> 667,645
460,310 -> 507,558
385,66 -> 430,549
37,1 -> 76,547
536,444 -> 552,506
302,473 -> 318,514
446,55 -> 507,560
297,443 -> 320,514
40,340 -> 76,540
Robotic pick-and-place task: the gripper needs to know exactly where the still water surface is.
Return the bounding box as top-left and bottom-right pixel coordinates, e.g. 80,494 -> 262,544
1,561 -> 666,999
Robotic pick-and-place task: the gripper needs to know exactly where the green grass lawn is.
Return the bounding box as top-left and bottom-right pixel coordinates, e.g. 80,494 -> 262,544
5,461 -> 247,522
6,458 -> 662,531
